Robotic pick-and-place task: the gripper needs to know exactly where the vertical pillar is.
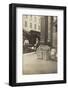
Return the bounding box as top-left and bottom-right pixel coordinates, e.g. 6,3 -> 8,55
40,16 -> 48,45
48,16 -> 52,46
50,16 -> 53,47
52,16 -> 57,48
46,16 -> 54,47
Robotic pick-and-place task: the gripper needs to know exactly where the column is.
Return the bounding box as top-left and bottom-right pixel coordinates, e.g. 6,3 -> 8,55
40,16 -> 48,45
52,16 -> 57,48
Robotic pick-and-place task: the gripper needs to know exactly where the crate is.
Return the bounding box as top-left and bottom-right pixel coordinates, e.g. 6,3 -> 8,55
36,45 -> 50,60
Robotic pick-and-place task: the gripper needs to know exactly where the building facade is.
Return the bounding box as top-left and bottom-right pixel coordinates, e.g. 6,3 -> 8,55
22,15 -> 41,32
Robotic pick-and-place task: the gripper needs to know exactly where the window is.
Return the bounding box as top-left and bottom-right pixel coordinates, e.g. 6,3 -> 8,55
30,23 -> 32,28
34,24 -> 36,29
25,21 -> 27,27
38,25 -> 40,30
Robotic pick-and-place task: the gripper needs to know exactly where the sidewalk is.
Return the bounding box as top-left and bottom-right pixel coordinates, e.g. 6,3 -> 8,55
23,52 -> 57,75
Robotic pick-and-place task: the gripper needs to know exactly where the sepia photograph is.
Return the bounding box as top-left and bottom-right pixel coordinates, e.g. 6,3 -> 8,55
22,15 -> 57,75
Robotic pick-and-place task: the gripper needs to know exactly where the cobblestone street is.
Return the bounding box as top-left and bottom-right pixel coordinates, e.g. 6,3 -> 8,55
23,52 -> 57,75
